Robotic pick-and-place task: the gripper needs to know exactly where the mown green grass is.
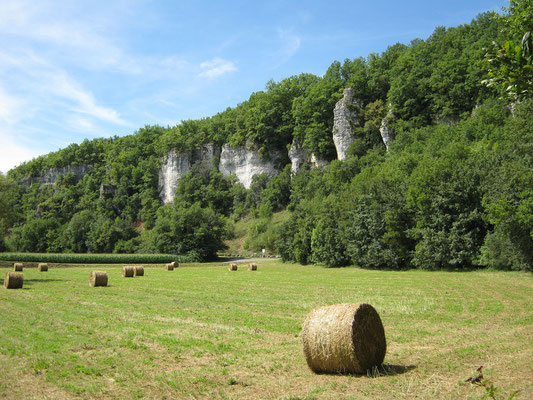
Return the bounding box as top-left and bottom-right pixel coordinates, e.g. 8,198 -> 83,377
0,262 -> 531,399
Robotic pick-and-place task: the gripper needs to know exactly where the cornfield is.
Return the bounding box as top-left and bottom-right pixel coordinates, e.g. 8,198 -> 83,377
0,253 -> 187,264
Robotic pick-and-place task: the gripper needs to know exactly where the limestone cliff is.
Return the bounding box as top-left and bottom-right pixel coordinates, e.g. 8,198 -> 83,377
219,144 -> 282,189
159,90 -> 370,199
19,164 -> 90,187
379,105 -> 395,150
288,140 -> 307,174
158,144 -> 220,204
332,88 -> 361,160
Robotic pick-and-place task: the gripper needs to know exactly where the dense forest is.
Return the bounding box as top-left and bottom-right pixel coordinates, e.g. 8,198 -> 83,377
0,2 -> 531,271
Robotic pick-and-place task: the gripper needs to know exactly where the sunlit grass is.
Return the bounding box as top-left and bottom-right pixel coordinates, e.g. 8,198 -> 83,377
0,262 -> 531,399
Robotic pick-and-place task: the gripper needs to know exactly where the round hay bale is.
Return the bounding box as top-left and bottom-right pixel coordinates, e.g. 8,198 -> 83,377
166,263 -> 174,271
122,266 -> 135,278
248,263 -> 257,271
4,272 -> 24,289
228,263 -> 238,271
134,266 -> 144,276
302,303 -> 386,374
89,271 -> 108,287
38,263 -> 48,272
13,263 -> 23,272
171,261 -> 179,268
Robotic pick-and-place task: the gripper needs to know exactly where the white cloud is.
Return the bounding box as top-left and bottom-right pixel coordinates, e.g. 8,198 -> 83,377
0,86 -> 25,124
198,58 -> 237,78
278,28 -> 301,59
0,49 -> 129,128
49,72 -> 129,126
0,0 -> 141,74
0,131 -> 45,173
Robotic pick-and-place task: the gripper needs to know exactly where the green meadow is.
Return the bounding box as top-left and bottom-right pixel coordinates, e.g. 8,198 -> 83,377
0,262 -> 531,399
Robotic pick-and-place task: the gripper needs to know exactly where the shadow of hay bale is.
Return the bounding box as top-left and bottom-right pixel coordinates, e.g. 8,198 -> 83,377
368,364 -> 417,378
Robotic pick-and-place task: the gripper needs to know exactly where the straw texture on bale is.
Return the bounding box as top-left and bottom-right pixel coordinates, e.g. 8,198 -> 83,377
134,266 -> 144,276
166,263 -> 174,271
122,266 -> 135,277
171,261 -> 179,268
248,263 -> 258,271
38,263 -> 48,272
302,303 -> 386,374
89,271 -> 108,287
228,263 -> 238,271
4,272 -> 24,289
13,263 -> 23,271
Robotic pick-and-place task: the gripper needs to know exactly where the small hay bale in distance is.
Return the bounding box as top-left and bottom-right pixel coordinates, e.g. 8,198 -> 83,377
38,263 -> 48,272
302,303 -> 386,374
134,266 -> 144,276
122,266 -> 135,278
4,272 -> 23,289
166,263 -> 174,271
228,263 -> 238,271
248,263 -> 258,271
171,261 -> 179,268
13,263 -> 23,272
89,271 -> 108,287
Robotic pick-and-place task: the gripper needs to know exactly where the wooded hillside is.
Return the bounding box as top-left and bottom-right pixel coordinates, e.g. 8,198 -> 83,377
1,4 -> 531,270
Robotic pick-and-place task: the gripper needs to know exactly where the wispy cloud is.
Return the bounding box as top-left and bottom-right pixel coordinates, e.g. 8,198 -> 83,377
49,72 -> 129,126
278,28 -> 301,59
0,0 -> 141,74
0,130 -> 45,173
0,85 -> 25,124
198,58 -> 237,78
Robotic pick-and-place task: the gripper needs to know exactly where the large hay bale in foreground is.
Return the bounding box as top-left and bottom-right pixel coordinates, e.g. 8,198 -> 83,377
4,272 -> 23,289
166,263 -> 174,271
89,271 -> 108,287
248,263 -> 257,271
13,263 -> 23,272
122,266 -> 135,277
38,263 -> 48,272
134,266 -> 144,276
228,263 -> 238,271
302,303 -> 386,374
171,261 -> 179,268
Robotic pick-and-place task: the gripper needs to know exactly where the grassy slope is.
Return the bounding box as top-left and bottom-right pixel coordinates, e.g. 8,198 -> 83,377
224,210 -> 291,256
0,262 -> 531,399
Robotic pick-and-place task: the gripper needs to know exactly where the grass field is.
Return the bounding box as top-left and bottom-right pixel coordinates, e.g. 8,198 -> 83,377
0,262 -> 531,399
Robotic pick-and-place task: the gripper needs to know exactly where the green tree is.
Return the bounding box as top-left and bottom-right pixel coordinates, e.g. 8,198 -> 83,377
152,202 -> 228,260
484,1 -> 533,100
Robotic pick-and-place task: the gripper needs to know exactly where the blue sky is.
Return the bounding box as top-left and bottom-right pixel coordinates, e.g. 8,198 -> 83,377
0,0 -> 508,173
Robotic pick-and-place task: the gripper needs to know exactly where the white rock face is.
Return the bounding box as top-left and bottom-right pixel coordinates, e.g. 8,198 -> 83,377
332,88 -> 361,160
20,164 -> 90,187
379,105 -> 395,150
309,153 -> 329,169
288,140 -> 308,174
219,144 -> 281,189
158,144 -> 220,204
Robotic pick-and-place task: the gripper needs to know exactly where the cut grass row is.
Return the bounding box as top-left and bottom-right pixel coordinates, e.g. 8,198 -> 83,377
0,262 -> 531,399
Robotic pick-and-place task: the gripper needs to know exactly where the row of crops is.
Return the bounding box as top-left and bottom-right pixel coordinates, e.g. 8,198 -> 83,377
0,253 -> 187,264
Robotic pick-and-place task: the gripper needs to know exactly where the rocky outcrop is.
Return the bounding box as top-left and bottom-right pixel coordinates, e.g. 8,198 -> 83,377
332,88 -> 361,160
99,184 -> 116,199
219,144 -> 282,189
288,140 -> 308,174
19,164 -> 90,187
158,144 -> 220,204
309,153 -> 329,169
379,106 -> 395,150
